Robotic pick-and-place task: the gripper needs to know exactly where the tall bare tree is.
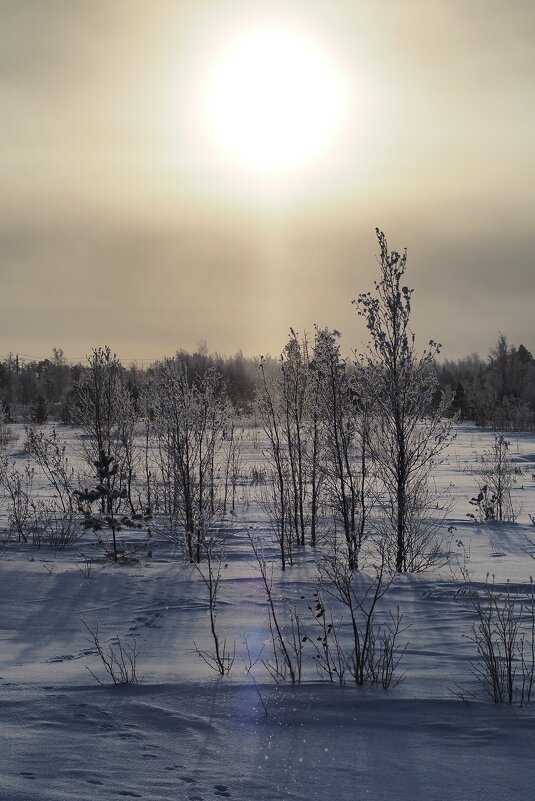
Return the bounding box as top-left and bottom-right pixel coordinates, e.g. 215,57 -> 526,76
355,229 -> 455,572
149,359 -> 229,563
312,327 -> 368,569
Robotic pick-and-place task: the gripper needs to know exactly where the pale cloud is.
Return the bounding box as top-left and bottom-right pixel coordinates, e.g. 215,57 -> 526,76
1,0 -> 534,362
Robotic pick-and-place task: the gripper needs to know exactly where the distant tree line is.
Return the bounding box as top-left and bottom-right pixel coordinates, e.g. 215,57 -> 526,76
435,334 -> 535,430
0,332 -> 534,431
0,345 -> 261,424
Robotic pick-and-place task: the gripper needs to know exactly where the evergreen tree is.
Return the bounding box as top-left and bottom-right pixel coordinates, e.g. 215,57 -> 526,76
75,451 -> 149,562
32,394 -> 48,424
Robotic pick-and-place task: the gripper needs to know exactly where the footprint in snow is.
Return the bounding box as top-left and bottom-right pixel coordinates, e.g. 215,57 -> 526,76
181,775 -> 196,783
214,785 -> 231,797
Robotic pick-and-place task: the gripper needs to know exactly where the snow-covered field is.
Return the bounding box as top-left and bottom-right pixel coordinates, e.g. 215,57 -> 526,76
1,424 -> 535,801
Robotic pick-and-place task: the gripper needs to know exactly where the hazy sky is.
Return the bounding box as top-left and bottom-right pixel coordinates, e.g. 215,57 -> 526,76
1,0 -> 534,364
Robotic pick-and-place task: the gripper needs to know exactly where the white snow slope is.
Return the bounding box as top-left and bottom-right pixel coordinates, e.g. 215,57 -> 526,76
1,423 -> 535,801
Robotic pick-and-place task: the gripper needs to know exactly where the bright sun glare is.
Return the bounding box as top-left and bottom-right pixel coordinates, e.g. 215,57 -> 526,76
201,27 -> 347,173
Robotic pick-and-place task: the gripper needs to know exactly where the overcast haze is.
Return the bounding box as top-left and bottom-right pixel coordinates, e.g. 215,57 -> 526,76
1,0 -> 534,363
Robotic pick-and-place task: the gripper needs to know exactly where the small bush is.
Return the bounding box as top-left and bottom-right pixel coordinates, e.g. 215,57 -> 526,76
465,577 -> 535,706
82,620 -> 141,686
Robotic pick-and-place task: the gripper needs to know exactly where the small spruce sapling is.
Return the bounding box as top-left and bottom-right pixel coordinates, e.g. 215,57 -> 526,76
75,451 -> 150,562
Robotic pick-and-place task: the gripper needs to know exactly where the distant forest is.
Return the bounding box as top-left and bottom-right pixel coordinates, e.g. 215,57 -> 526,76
0,333 -> 534,431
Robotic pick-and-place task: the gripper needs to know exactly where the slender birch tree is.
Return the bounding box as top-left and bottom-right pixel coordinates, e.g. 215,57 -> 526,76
355,229 -> 455,572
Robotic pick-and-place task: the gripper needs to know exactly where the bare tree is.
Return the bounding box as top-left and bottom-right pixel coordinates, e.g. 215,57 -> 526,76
257,357 -> 292,569
82,620 -> 141,686
280,330 -> 311,548
463,577 -> 535,706
305,345 -> 325,547
149,359 -> 229,562
0,460 -> 45,544
192,540 -> 235,676
248,531 -> 303,684
257,332 -> 325,565
354,229 -> 455,572
25,425 -> 76,514
312,327 -> 369,569
73,346 -> 137,514
318,537 -> 407,688
222,422 -> 245,515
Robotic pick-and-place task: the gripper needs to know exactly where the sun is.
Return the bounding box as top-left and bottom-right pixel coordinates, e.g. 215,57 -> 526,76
200,26 -> 347,173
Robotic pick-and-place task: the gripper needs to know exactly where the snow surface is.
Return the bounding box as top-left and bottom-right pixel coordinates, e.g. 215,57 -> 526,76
1,423 -> 535,801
